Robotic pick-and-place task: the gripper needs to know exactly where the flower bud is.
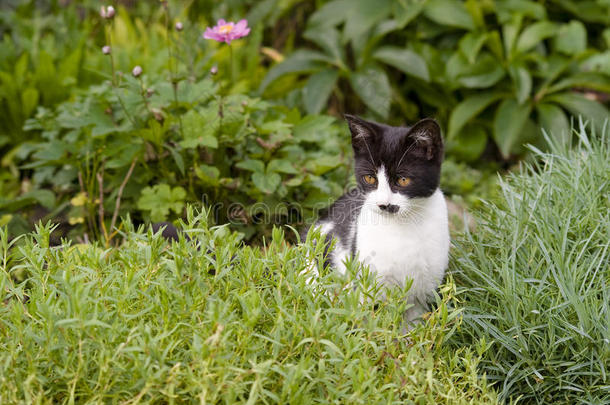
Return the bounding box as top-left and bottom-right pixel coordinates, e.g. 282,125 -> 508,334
146,88 -> 154,98
100,5 -> 115,19
175,22 -> 183,31
210,65 -> 218,75
132,65 -> 143,77
102,45 -> 111,55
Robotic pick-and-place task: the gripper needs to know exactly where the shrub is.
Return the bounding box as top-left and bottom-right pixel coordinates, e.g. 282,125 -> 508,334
449,121 -> 610,403
0,213 -> 498,403
261,0 -> 610,161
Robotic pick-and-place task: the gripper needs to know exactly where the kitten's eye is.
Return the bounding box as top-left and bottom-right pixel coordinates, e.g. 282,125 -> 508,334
363,175 -> 377,185
397,177 -> 411,187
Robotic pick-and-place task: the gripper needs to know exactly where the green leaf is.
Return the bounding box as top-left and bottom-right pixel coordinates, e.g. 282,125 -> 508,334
509,66 -> 532,104
446,124 -> 488,162
546,92 -> 610,133
580,52 -> 610,76
373,46 -> 429,81
303,26 -> 345,67
137,184 -> 186,222
546,72 -> 610,94
306,155 -> 343,175
302,69 -> 339,115
21,88 -> 39,119
516,21 -> 557,54
259,50 -> 330,93
195,164 -> 220,186
448,92 -> 504,139
392,0 -> 426,28
424,0 -> 475,31
343,0 -> 392,43
459,32 -> 488,64
252,172 -> 281,194
236,159 -> 265,173
493,98 -> 532,158
268,159 -> 299,174
293,115 -> 336,143
307,0 -> 351,27
180,109 -> 218,149
349,66 -> 392,118
554,21 -> 587,55
536,103 -> 570,144
447,52 -> 505,89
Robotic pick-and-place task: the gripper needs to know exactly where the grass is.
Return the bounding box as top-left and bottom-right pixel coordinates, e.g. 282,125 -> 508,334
0,209 -> 496,404
449,121 -> 609,404
1,122 -> 608,404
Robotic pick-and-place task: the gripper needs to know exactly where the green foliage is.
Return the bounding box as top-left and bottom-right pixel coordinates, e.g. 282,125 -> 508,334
262,0 -> 610,160
449,122 -> 610,403
0,214 -> 498,403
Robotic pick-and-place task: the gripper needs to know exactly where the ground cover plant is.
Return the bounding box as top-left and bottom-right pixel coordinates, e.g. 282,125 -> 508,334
449,122 -> 610,403
0,212 -> 498,403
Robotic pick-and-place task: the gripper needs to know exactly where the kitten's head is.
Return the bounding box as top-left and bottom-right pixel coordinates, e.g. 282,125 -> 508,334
345,114 -> 443,215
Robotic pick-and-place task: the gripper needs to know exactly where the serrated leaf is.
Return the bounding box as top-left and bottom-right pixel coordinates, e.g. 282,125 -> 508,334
349,66 -> 392,118
302,69 -> 339,115
252,172 -> 281,194
137,184 -> 186,222
180,109 -> 218,149
373,46 -> 429,81
493,98 -> 532,158
448,92 -> 504,139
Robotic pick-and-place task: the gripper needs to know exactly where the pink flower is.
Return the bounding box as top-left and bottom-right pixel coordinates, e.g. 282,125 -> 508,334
203,19 -> 250,44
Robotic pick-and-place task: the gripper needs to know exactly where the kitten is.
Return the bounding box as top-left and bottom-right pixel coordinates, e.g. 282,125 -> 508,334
306,115 -> 450,322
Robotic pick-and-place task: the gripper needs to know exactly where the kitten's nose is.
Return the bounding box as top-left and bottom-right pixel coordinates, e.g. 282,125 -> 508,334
378,204 -> 399,214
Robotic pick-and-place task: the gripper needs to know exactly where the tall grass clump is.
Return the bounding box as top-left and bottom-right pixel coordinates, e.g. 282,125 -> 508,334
0,208 -> 497,403
450,120 -> 609,404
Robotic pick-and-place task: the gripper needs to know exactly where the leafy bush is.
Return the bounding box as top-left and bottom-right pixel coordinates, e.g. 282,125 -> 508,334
449,121 -> 610,403
0,214 -> 498,403
2,6 -> 351,242
262,0 -> 610,160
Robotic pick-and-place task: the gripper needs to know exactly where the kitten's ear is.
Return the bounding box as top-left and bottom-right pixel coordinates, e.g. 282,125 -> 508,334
345,114 -> 376,153
407,118 -> 443,161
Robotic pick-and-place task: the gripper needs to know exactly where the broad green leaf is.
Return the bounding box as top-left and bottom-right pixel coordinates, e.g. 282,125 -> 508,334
459,32 -> 488,64
343,0 -> 392,43
392,0 -> 426,28
493,98 -> 532,158
424,0 -> 475,31
268,159 -> 299,174
546,72 -> 610,94
307,0 -> 351,27
252,172 -> 281,194
195,164 -> 220,186
303,26 -> 345,67
547,92 -> 609,133
536,103 -> 570,144
509,66 -> 532,104
21,88 -> 39,119
293,115 -> 336,143
516,21 -> 557,54
180,109 -> 218,149
373,46 -> 429,81
554,21 -> 587,55
495,0 -> 546,22
580,52 -> 610,76
137,184 -> 186,222
236,159 -> 265,173
447,52 -> 505,89
302,69 -> 339,114
259,50 -> 329,93
349,66 -> 392,118
448,92 -> 504,139
446,124 -> 488,162
306,155 -> 343,175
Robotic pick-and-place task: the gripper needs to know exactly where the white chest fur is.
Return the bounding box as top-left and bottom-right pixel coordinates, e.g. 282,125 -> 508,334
355,188 -> 449,304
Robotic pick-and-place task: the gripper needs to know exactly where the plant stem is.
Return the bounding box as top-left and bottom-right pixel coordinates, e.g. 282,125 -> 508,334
109,158 -> 137,241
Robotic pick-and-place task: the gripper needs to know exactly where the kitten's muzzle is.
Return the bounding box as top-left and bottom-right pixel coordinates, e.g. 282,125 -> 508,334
378,204 -> 399,214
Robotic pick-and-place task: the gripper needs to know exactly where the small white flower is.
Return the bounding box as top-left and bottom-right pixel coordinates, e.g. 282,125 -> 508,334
132,65 -> 143,77
102,45 -> 111,55
175,22 -> 184,31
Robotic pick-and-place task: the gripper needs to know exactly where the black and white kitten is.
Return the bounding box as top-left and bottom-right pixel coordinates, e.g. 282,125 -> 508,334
307,115 -> 449,321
